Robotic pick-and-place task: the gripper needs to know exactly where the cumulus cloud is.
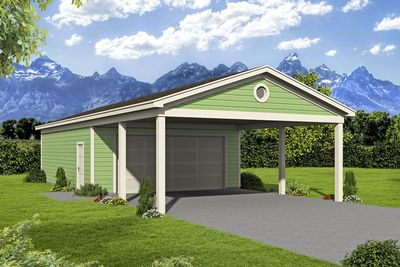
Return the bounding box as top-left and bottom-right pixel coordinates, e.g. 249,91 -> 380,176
369,44 -> 396,55
341,0 -> 369,12
276,37 -> 320,50
374,15 -> 400,31
65,34 -> 82,46
47,0 -> 211,27
95,0 -> 332,59
325,49 -> 336,56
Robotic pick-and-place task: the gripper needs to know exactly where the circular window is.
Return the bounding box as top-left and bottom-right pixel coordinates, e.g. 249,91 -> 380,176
253,83 -> 270,103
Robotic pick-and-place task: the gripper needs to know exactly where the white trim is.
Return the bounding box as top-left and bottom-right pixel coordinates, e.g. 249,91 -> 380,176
335,123 -> 344,202
118,122 -> 127,199
278,127 -> 286,195
113,133 -> 117,193
238,121 -> 329,130
76,142 -> 85,189
253,83 -> 270,103
156,116 -> 166,214
90,127 -> 95,184
165,108 -> 344,124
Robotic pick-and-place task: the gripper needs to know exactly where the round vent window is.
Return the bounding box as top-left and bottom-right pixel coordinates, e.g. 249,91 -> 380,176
253,83 -> 270,103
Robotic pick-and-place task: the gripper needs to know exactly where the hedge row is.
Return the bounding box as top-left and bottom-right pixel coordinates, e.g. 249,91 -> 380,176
241,140 -> 400,169
0,140 -> 40,174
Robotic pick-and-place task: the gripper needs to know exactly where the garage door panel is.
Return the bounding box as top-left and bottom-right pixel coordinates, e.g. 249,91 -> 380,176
171,164 -> 197,176
198,137 -> 223,149
198,151 -> 223,161
172,151 -> 197,162
171,137 -> 197,149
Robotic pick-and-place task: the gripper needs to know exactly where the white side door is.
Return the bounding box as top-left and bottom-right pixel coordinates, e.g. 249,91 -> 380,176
76,142 -> 85,188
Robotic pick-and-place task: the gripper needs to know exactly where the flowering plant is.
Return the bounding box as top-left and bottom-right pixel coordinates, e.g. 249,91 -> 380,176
142,208 -> 163,219
344,195 -> 362,203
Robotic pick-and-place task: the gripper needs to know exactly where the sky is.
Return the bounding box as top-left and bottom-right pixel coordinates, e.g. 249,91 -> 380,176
38,0 -> 400,84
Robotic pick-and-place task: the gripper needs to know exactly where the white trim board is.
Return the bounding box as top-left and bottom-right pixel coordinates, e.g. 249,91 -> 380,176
164,109 -> 344,124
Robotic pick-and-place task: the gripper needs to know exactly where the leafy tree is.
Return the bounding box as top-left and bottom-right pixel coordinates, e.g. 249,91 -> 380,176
0,0 -> 83,77
293,72 -> 332,96
386,115 -> 400,144
137,177 -> 155,216
15,117 -> 40,139
1,119 -> 17,139
343,170 -> 357,197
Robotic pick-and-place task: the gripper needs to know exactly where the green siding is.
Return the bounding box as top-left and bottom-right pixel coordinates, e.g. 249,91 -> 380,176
179,79 -> 333,115
42,128 -> 90,184
94,128 -> 115,190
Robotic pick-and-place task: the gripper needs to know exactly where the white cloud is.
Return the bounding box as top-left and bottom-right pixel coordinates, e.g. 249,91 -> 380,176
383,44 -> 396,52
341,0 -> 369,13
325,49 -> 336,56
276,37 -> 320,50
47,0 -> 211,27
369,43 -> 396,55
374,15 -> 400,31
65,34 -> 83,46
95,1 -> 332,59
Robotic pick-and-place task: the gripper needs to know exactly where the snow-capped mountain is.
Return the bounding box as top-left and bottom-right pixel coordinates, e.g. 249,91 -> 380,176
1,53 -> 399,122
277,53 -> 400,114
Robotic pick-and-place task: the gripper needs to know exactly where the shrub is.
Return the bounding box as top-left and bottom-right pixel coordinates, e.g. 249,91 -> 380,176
55,167 -> 68,187
23,169 -> 46,183
74,184 -> 108,197
66,178 -> 75,191
149,256 -> 194,267
291,188 -> 310,197
0,215 -> 102,266
137,177 -> 155,216
344,195 -> 362,203
286,180 -> 310,196
143,208 -> 163,219
240,172 -> 264,190
344,170 -> 358,197
108,196 -> 128,206
342,240 -> 400,267
265,184 -> 278,193
0,139 -> 40,175
322,194 -> 335,200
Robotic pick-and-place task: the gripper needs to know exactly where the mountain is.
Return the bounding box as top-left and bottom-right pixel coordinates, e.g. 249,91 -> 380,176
277,54 -> 400,114
1,54 -> 399,122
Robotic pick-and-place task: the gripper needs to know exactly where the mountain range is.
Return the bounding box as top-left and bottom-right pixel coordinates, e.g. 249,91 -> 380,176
0,53 -> 399,122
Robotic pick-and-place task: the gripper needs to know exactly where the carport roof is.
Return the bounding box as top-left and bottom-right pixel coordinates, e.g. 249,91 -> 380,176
36,65 -> 355,131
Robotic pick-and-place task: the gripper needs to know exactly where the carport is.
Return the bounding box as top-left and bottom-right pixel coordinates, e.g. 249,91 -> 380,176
37,65 -> 355,214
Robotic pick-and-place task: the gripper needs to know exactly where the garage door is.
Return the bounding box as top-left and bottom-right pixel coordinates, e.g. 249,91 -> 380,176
126,135 -> 225,193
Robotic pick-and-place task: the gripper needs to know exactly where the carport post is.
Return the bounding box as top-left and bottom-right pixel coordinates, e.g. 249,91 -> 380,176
156,115 -> 166,214
118,122 -> 127,200
334,123 -> 343,202
278,127 -> 286,195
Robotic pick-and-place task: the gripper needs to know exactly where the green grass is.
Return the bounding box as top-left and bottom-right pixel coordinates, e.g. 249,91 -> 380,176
243,167 -> 400,208
0,174 -> 336,267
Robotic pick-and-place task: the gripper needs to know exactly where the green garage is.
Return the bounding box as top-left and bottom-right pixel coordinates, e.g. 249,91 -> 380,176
37,65 -> 355,213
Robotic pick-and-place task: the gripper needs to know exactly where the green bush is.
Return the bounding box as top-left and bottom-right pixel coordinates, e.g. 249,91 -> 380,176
344,171 -> 358,197
137,177 -> 155,216
0,139 -> 40,174
240,172 -> 264,190
23,169 -> 46,183
149,256 -> 194,267
56,167 -> 68,187
74,184 -> 108,197
342,240 -> 400,267
286,180 -> 310,196
0,215 -> 102,267
108,196 -> 128,206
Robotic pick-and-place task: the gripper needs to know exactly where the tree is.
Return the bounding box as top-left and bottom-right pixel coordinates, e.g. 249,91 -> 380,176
0,0 -> 82,77
1,119 -> 17,139
386,115 -> 400,144
15,117 -> 40,139
293,72 -> 332,96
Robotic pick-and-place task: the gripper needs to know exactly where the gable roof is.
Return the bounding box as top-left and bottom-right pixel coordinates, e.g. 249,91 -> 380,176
37,66 -> 355,130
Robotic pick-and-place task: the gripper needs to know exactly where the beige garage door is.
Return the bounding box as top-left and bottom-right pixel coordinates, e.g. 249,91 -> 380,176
126,135 -> 225,193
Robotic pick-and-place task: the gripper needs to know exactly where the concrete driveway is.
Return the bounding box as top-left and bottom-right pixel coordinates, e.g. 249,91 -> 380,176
129,189 -> 400,264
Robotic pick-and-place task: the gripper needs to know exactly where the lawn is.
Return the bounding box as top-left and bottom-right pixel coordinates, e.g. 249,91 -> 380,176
243,167 -> 400,208
0,174 -> 336,267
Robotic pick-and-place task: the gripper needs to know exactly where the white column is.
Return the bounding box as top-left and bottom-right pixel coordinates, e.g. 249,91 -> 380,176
279,127 -> 286,195
118,122 -> 127,200
90,126 -> 95,184
156,116 -> 166,214
335,123 -> 343,202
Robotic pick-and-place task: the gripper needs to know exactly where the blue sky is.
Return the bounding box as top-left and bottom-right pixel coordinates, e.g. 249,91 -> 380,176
38,0 -> 400,84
